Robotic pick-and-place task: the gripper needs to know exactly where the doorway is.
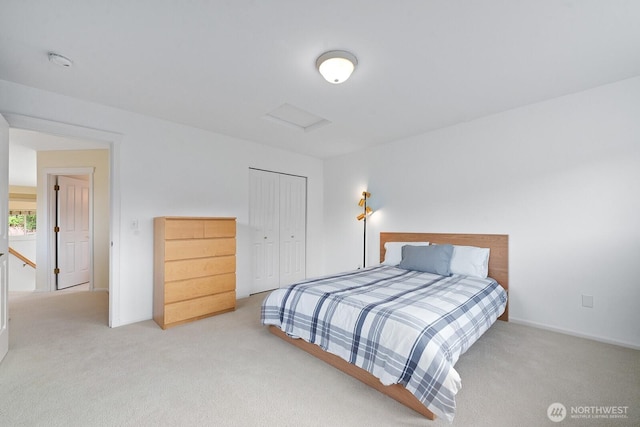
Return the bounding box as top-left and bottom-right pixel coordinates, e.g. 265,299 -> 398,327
4,113 -> 121,326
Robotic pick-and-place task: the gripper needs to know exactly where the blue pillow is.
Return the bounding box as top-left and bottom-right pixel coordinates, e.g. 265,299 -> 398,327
398,244 -> 454,276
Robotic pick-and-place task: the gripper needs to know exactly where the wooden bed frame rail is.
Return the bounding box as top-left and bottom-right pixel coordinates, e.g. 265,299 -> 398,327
268,325 -> 436,419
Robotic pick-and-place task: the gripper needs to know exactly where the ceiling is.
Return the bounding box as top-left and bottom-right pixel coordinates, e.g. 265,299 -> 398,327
1,1 -> 639,159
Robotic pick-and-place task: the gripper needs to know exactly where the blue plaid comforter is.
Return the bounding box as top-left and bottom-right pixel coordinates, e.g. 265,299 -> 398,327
261,265 -> 507,422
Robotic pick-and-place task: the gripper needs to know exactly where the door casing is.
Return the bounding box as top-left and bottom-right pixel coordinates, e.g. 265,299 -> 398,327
0,113 -> 10,362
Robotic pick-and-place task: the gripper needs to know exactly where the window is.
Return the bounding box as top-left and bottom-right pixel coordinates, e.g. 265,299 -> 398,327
9,212 -> 36,236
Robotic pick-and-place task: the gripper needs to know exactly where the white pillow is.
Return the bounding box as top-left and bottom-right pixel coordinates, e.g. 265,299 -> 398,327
449,245 -> 490,278
382,241 -> 430,266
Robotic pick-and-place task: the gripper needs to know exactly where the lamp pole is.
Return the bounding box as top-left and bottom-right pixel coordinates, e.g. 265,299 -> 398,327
363,196 -> 367,268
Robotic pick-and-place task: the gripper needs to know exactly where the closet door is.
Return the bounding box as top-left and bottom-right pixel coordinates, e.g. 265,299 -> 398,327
249,169 -> 307,294
249,169 -> 280,293
279,174 -> 306,287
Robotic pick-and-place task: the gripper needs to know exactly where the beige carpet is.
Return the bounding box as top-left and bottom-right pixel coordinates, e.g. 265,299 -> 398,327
1,290 -> 638,427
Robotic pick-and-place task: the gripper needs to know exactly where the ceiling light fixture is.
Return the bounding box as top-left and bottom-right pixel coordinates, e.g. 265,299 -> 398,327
48,52 -> 73,67
316,50 -> 357,84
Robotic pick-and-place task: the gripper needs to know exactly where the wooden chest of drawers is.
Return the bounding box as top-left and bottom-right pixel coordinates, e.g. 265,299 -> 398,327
153,217 -> 236,329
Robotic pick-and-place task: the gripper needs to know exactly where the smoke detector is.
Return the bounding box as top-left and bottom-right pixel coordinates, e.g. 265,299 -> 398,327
48,52 -> 73,67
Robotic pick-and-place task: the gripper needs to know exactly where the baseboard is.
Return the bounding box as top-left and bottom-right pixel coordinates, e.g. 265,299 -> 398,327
509,317 -> 640,350
112,315 -> 154,328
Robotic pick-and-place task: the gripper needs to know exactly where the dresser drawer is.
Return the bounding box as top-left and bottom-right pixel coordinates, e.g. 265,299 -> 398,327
204,219 -> 236,238
164,219 -> 205,239
165,273 -> 236,304
164,291 -> 236,325
165,255 -> 235,282
164,238 -> 235,261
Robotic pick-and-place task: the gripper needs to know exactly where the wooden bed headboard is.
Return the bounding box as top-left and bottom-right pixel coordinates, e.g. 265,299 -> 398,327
380,232 -> 509,321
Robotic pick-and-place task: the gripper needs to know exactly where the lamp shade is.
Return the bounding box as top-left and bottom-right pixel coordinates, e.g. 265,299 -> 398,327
316,50 -> 358,84
357,190 -> 371,267
356,191 -> 373,221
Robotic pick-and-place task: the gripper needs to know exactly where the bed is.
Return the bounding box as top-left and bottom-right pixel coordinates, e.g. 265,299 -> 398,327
261,232 -> 508,421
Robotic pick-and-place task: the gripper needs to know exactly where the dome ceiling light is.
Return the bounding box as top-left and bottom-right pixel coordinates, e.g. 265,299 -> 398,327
316,50 -> 357,84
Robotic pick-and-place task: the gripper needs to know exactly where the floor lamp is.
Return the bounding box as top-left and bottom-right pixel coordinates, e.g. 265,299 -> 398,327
357,191 -> 373,267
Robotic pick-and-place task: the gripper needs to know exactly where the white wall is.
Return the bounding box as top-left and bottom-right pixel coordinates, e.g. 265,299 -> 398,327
0,79 -> 324,327
324,77 -> 640,348
3,75 -> 638,347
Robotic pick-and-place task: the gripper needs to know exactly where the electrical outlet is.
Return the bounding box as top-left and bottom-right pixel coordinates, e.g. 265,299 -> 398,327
582,294 -> 594,308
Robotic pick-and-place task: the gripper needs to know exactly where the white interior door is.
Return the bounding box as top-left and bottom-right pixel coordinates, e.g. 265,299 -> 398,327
279,174 -> 306,287
0,114 -> 10,362
250,169 -> 280,293
250,169 -> 307,294
57,175 -> 91,290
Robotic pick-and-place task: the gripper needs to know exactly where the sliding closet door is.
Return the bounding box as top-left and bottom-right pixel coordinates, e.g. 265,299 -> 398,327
249,169 -> 306,294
